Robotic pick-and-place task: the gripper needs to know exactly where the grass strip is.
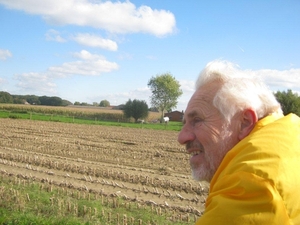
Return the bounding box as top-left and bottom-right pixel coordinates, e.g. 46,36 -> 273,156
0,175 -> 190,225
0,110 -> 182,131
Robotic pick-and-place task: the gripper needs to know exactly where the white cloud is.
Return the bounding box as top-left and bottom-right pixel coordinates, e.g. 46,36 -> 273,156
0,77 -> 5,84
175,80 -> 195,111
14,50 -> 119,95
245,68 -> 300,92
48,50 -> 119,77
45,29 -> 66,42
179,80 -> 195,93
73,33 -> 118,51
0,0 -> 176,37
45,30 -> 117,51
15,72 -> 57,95
91,86 -> 151,106
266,69 -> 300,90
48,59 -> 118,76
0,49 -> 12,60
72,50 -> 105,60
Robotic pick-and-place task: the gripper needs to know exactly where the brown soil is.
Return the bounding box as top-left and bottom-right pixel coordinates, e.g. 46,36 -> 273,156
0,118 -> 208,216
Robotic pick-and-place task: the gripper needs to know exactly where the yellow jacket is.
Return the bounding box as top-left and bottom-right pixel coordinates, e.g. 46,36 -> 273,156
196,113 -> 300,225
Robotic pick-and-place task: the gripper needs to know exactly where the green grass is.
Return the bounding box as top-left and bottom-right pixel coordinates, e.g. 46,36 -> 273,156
0,110 -> 183,131
0,176 -> 191,225
0,210 -> 82,225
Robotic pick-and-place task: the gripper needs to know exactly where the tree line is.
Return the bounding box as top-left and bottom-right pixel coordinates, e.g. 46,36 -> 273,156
0,92 -> 72,106
1,77 -> 300,122
121,88 -> 300,123
274,89 -> 300,116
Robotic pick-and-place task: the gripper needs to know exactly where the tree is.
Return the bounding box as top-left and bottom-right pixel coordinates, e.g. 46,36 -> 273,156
24,95 -> 40,105
0,91 -> 13,103
13,97 -> 25,104
38,96 -> 63,106
99,100 -> 110,107
62,99 -> 72,106
274,89 -> 300,116
123,99 -> 133,119
123,99 -> 149,122
148,73 -> 183,121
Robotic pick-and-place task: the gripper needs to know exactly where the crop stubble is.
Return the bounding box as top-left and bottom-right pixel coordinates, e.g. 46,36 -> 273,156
0,118 -> 208,219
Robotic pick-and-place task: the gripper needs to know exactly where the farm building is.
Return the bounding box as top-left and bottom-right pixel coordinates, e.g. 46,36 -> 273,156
112,104 -> 125,110
164,110 -> 184,122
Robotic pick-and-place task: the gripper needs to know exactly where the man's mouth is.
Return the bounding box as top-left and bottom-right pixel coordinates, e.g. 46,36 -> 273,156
190,150 -> 203,157
186,142 -> 204,157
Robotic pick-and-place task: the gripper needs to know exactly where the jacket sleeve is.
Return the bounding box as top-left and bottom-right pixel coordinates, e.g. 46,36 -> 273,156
195,171 -> 290,225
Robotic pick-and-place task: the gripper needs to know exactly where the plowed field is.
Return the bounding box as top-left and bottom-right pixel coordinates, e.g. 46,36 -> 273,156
0,118 -> 208,222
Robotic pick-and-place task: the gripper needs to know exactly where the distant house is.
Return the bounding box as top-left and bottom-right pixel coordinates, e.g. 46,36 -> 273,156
112,104 -> 125,110
164,111 -> 184,122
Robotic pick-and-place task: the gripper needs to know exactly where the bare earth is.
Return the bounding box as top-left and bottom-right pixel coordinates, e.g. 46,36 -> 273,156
0,118 -> 208,218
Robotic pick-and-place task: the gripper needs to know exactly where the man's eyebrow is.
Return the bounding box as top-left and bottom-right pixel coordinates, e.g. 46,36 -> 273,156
182,110 -> 198,124
187,110 -> 198,119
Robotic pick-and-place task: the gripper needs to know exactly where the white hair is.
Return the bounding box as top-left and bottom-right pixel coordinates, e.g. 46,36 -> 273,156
196,60 -> 282,122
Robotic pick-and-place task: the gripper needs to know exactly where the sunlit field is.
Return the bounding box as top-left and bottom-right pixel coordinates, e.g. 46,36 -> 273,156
0,105 -> 208,224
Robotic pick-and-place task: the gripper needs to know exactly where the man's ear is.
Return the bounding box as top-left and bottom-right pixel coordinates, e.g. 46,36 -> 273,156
238,109 -> 258,140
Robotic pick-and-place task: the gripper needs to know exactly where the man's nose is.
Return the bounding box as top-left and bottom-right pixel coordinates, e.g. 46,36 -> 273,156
177,125 -> 195,145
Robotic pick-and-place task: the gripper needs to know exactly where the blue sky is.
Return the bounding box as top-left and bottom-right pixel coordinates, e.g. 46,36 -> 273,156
0,0 -> 299,111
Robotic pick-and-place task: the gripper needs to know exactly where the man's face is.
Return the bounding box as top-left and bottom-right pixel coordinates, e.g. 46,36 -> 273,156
177,82 -> 240,182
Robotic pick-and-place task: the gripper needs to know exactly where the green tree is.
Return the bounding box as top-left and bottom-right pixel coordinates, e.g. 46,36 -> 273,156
39,96 -> 63,106
24,95 -> 40,105
123,99 -> 133,119
148,73 -> 183,121
62,99 -> 72,106
13,97 -> 25,104
123,99 -> 149,122
274,89 -> 300,116
99,100 -> 110,107
0,91 -> 13,103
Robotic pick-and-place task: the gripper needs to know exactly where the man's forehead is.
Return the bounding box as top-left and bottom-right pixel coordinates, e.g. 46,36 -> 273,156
183,85 -> 221,120
187,88 -> 213,107
188,82 -> 221,106
183,95 -> 209,121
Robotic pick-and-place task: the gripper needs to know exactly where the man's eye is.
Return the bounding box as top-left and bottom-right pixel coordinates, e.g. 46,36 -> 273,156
193,118 -> 203,126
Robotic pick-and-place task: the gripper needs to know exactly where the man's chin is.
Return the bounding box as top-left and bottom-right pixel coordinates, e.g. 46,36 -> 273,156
191,168 -> 212,182
191,169 -> 203,181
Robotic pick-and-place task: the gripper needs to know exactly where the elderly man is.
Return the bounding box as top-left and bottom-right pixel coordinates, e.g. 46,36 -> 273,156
178,60 -> 300,224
